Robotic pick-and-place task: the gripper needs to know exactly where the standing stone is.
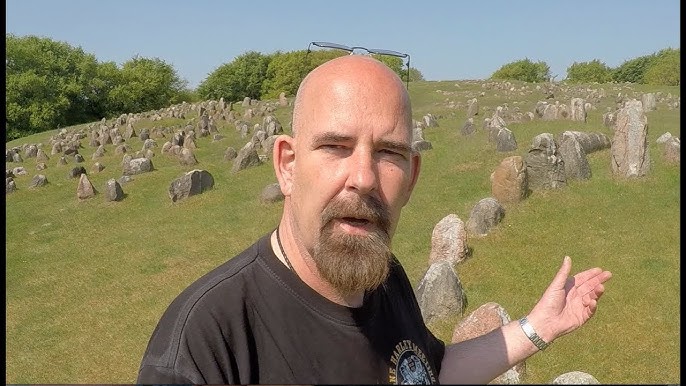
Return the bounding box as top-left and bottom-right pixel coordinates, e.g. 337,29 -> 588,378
68,166 -> 87,179
92,145 -> 106,159
24,144 -> 38,158
451,302 -> 525,384
76,173 -> 97,200
91,162 -> 105,173
461,118 -> 476,136
178,148 -> 199,166
611,99 -> 650,177
551,371 -> 600,384
29,174 -> 49,188
242,96 -> 251,107
168,169 -> 215,202
558,133 -> 591,180
51,142 -> 63,155
279,92 -> 288,107
490,156 -> 528,204
602,110 -> 616,129
423,113 -> 439,128
412,139 -> 433,152
6,177 -> 17,194
428,214 -> 469,266
495,128 -> 517,152
223,147 -> 238,162
641,93 -> 656,111
123,157 -> 154,175
104,178 -> 124,202
231,142 -> 262,173
663,137 -> 680,165
525,133 -> 566,190
36,149 -> 50,163
416,261 -> 467,325
542,104 -> 558,121
466,98 -> 479,118
466,197 -> 505,237
260,182 -> 285,204
569,97 -> 587,122
115,144 -> 131,155
656,132 -> 673,144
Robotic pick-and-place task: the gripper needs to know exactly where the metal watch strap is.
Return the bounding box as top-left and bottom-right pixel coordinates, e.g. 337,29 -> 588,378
519,317 -> 550,351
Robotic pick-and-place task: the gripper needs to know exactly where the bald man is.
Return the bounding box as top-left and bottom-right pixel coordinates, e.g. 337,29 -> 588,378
137,55 -> 611,384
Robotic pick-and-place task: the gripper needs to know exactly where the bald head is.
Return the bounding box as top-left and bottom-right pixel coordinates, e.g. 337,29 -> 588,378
292,55 -> 412,138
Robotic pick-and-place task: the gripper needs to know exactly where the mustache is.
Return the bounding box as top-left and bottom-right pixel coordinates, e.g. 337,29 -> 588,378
321,195 -> 391,235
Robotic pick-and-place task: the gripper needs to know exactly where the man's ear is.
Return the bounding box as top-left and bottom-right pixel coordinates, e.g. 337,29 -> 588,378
273,135 -> 296,196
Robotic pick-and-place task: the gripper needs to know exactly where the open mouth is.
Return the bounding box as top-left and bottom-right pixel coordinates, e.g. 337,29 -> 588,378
341,217 -> 371,225
335,217 -> 375,235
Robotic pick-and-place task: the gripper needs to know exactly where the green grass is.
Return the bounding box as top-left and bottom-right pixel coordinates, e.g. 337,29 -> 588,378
6,80 -> 680,384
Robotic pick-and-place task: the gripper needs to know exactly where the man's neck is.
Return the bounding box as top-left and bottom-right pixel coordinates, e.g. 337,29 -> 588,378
270,226 -> 365,308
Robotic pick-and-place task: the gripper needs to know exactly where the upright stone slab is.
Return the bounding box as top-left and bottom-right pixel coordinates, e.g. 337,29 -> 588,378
495,128 -> 517,152
168,169 -> 215,202
231,142 -> 262,173
104,178 -> 124,202
490,156 -> 528,204
76,173 -> 97,200
559,133 -> 591,180
451,302 -> 526,384
428,214 -> 468,266
525,133 -> 566,190
611,99 -> 650,177
466,197 -> 505,237
416,261 -> 467,325
570,97 -> 587,122
641,93 -> 656,111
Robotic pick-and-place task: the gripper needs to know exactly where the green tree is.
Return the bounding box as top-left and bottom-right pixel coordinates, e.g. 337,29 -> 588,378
566,59 -> 613,83
612,54 -> 656,83
643,48 -> 680,86
261,50 -> 310,100
107,56 -> 188,114
408,67 -> 425,82
6,34 -> 101,139
197,51 -> 271,102
490,58 -> 551,83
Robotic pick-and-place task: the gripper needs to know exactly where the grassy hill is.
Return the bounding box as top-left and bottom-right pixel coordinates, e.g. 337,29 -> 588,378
5,79 -> 680,383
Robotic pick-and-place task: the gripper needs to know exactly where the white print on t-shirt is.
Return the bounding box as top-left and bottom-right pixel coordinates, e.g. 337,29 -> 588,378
388,339 -> 436,384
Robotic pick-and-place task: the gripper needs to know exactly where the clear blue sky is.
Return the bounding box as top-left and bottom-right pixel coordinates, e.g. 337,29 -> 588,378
6,0 -> 680,88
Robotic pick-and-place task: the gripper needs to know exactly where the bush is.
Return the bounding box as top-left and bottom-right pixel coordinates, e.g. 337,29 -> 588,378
643,48 -> 680,86
612,54 -> 656,83
197,51 -> 272,102
490,58 -> 551,83
566,59 -> 613,83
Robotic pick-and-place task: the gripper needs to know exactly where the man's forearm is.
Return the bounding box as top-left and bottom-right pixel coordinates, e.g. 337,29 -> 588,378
438,318 -> 542,384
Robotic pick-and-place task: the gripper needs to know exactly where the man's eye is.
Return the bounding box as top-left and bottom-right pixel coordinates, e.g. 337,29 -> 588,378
321,144 -> 347,151
380,149 -> 407,159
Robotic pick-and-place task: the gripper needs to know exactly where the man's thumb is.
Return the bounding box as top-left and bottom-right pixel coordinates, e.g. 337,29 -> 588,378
551,255 -> 572,288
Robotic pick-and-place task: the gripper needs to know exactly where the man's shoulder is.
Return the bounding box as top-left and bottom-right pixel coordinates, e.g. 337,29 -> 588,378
178,233 -> 271,308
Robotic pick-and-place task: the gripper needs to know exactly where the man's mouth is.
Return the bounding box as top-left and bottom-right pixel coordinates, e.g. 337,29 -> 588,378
335,216 -> 375,235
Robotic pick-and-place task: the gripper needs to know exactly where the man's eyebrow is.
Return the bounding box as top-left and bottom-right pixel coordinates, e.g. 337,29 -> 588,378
310,132 -> 354,147
310,132 -> 412,154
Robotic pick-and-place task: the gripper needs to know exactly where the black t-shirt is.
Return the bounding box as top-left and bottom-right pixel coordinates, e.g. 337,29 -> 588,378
137,232 -> 445,384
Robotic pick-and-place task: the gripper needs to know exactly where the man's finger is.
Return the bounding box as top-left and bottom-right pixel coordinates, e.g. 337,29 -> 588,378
551,256 -> 573,289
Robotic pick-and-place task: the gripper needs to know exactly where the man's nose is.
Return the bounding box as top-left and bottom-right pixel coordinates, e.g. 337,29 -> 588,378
346,150 -> 378,195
